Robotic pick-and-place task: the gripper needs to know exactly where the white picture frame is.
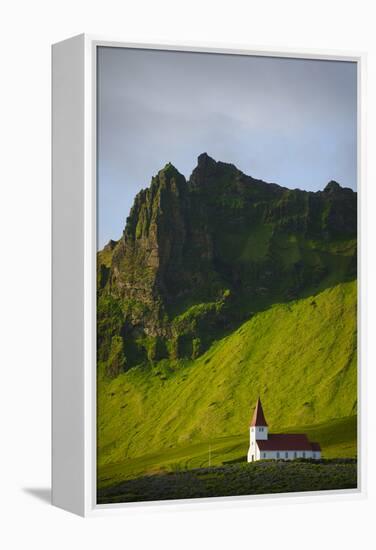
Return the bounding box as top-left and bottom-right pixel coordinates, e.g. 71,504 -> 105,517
52,34 -> 366,517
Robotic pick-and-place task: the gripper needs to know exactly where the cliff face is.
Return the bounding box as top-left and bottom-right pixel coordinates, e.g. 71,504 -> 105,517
97,153 -> 357,376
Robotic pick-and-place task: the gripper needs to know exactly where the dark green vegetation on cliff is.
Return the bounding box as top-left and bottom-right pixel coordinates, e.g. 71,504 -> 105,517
97,154 -> 357,492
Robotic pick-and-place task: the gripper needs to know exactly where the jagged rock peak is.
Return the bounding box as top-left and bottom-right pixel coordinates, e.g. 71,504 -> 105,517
323,180 -> 342,193
155,161 -> 185,181
190,152 -> 236,186
147,163 -> 187,197
160,161 -> 180,173
195,152 -> 239,174
197,152 -> 218,169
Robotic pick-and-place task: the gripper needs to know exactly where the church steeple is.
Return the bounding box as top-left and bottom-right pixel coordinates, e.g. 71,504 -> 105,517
248,397 -> 269,461
250,397 -> 268,427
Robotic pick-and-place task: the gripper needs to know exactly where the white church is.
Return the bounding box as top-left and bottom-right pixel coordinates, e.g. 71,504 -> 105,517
247,398 -> 321,462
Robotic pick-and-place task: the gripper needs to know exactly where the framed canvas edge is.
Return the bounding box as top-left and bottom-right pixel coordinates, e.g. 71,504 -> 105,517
55,34 -> 366,516
52,34 -> 87,517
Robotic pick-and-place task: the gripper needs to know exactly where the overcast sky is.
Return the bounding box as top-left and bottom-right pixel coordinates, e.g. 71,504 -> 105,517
97,47 -> 357,249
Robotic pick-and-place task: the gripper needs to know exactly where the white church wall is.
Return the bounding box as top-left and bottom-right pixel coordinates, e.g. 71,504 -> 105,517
248,446 -> 261,462
248,447 -> 321,462
257,450 -> 321,460
248,426 -> 269,461
247,431 -> 256,462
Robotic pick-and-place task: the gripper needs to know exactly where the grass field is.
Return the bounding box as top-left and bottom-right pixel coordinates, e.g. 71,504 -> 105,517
98,281 -> 357,469
98,415 -> 357,490
97,459 -> 357,504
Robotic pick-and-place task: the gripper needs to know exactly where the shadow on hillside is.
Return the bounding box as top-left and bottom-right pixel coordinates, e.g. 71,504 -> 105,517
171,273 -> 357,365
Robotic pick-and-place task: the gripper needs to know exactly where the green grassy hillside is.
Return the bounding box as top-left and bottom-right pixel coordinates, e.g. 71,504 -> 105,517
98,280 -> 357,474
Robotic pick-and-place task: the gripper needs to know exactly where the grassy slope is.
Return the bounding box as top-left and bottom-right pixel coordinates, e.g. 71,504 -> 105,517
98,280 -> 357,479
98,416 -> 356,489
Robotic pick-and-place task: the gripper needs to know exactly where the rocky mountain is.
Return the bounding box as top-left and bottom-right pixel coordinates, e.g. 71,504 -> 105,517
97,153 -> 357,377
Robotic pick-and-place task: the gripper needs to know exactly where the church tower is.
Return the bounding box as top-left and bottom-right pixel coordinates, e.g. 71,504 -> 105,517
247,397 -> 268,462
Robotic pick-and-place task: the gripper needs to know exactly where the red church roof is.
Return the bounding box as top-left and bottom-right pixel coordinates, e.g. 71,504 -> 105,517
250,398 -> 268,427
256,434 -> 320,451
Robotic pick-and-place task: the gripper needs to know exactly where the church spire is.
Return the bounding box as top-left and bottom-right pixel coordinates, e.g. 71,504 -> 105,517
250,397 -> 268,427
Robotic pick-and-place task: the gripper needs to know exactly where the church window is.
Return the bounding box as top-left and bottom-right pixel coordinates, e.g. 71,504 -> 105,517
302,452 -> 306,458
276,452 -> 280,458
263,453 -> 266,458
285,452 -> 288,459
